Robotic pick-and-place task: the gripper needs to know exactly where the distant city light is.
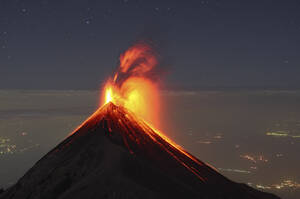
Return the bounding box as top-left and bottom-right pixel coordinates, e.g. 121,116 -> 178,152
252,180 -> 300,191
218,168 -> 251,174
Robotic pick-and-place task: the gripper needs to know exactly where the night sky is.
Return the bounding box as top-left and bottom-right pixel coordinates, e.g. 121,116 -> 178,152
1,0 -> 300,90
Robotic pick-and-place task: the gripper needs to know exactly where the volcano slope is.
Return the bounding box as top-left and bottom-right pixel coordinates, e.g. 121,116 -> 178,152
0,102 -> 280,199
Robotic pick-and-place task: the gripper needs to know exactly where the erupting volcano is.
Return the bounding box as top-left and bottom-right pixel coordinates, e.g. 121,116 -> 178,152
102,42 -> 161,128
0,43 -> 280,199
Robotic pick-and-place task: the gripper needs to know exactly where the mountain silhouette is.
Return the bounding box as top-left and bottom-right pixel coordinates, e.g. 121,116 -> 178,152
0,102 -> 280,199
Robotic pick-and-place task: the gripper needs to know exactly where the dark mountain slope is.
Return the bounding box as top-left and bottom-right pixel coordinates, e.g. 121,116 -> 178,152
0,103 -> 280,199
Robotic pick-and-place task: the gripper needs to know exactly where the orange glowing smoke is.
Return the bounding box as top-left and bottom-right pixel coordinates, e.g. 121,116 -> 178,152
102,43 -> 161,128
69,43 -> 218,181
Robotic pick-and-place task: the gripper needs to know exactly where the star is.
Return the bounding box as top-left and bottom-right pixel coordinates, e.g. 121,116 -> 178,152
21,8 -> 27,14
84,17 -> 93,25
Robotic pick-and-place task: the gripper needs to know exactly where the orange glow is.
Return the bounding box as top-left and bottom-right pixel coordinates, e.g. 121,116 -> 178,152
67,43 -> 221,183
100,43 -> 204,171
102,43 -> 160,128
119,43 -> 157,74
105,87 -> 112,104
99,43 -> 211,178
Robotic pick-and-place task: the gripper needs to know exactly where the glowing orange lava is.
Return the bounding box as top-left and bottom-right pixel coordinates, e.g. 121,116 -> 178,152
101,43 -> 205,171
67,43 -> 220,183
102,43 -> 160,128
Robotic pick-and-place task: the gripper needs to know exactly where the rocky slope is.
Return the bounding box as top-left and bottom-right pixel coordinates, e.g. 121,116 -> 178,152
0,103 -> 280,199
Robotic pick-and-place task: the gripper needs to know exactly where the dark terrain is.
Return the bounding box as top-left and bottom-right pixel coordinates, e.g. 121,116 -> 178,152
0,103 -> 280,199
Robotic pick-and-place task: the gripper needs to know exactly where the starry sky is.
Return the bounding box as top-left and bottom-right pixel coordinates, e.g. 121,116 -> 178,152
0,0 -> 299,90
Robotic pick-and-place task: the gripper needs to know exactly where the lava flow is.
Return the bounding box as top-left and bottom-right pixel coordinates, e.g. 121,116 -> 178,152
68,42 -> 221,183
97,42 -> 218,182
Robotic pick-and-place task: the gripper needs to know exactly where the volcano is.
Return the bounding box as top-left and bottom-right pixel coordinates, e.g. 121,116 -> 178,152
0,103 -> 280,199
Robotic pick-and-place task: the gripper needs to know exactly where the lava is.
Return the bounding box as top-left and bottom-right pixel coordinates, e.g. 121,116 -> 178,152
75,102 -> 219,183
102,42 -> 160,128
97,43 -> 220,180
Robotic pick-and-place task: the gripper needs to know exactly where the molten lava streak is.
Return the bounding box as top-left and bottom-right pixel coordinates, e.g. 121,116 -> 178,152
56,43 -> 275,198
102,43 -> 160,128
87,42 -> 217,182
